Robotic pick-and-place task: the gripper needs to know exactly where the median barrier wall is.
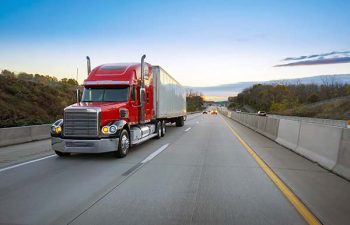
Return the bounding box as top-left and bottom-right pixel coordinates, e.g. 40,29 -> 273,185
30,124 -> 51,141
220,109 -> 349,180
0,124 -> 51,147
262,117 -> 279,140
275,119 -> 300,151
333,129 -> 350,179
256,116 -> 267,133
296,122 -> 342,170
247,115 -> 258,130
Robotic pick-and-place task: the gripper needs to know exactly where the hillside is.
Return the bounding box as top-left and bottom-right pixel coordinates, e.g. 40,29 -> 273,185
228,82 -> 350,120
190,74 -> 350,100
0,70 -> 79,127
280,96 -> 350,120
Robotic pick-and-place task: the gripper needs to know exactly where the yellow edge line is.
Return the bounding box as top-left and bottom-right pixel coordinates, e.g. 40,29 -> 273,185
220,115 -> 321,225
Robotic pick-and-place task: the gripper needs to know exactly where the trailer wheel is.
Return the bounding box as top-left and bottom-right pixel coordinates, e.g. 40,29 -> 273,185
161,120 -> 166,137
55,151 -> 70,157
115,129 -> 130,158
176,116 -> 184,127
155,121 -> 161,139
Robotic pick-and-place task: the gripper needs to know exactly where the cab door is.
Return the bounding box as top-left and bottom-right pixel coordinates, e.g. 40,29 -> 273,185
129,85 -> 139,123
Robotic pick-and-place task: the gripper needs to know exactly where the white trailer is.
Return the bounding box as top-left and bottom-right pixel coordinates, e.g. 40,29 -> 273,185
152,66 -> 186,126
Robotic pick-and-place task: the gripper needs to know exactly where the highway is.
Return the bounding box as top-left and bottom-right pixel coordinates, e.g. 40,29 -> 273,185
1,113 -> 350,225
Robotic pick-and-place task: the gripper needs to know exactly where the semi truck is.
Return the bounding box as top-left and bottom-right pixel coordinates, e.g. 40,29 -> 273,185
51,55 -> 186,157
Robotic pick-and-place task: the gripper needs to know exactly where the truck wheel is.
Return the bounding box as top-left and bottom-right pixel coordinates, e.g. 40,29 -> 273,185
161,120 -> 166,137
176,116 -> 184,127
55,151 -> 70,157
155,121 -> 161,139
115,129 -> 130,158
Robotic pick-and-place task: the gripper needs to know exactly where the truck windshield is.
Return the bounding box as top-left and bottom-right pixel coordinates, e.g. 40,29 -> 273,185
81,86 -> 129,102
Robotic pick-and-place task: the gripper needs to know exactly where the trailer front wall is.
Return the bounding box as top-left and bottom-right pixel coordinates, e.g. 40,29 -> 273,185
153,66 -> 186,119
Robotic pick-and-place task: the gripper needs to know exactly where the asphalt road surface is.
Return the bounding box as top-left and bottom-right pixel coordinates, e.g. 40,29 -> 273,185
1,113 -> 349,225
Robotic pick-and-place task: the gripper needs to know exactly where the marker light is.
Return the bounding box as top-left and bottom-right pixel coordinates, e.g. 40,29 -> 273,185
55,126 -> 62,134
102,126 -> 109,134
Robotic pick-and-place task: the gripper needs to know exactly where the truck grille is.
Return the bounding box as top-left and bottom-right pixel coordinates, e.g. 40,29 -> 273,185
64,109 -> 99,137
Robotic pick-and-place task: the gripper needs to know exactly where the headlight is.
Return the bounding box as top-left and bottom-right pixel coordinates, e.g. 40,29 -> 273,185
101,123 -> 121,135
51,119 -> 63,135
109,125 -> 117,134
102,126 -> 109,134
55,126 -> 62,134
51,125 -> 62,134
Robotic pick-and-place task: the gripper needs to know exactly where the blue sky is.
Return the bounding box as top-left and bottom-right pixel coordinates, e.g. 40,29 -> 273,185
0,0 -> 349,93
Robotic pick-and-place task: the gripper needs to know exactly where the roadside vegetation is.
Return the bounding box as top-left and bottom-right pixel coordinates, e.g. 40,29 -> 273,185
186,89 -> 204,112
0,69 -> 79,127
228,79 -> 350,120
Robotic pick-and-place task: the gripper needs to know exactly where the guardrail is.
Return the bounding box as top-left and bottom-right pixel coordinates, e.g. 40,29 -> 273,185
0,124 -> 51,147
220,109 -> 350,181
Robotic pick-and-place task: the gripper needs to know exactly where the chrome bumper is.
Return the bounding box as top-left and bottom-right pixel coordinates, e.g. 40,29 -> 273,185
51,137 -> 119,153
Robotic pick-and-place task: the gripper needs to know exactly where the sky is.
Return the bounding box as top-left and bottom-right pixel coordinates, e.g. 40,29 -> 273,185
0,0 -> 349,97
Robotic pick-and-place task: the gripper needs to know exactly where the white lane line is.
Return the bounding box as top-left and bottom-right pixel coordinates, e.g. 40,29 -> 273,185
140,144 -> 169,164
196,121 -> 199,124
184,127 -> 192,132
0,154 -> 56,173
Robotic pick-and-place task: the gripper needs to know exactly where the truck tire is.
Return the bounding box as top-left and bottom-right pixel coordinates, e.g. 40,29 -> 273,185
155,121 -> 161,139
115,129 -> 130,158
176,116 -> 184,127
161,120 -> 166,137
55,151 -> 70,157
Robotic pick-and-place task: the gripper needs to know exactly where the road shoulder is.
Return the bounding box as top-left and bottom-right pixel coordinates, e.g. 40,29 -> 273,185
222,115 -> 350,225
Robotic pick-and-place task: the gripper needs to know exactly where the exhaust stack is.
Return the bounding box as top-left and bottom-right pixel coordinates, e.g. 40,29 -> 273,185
86,56 -> 91,75
140,54 -> 146,124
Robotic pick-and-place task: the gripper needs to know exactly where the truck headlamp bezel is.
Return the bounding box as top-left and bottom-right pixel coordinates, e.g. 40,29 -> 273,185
101,125 -> 118,135
109,125 -> 117,134
51,119 -> 63,136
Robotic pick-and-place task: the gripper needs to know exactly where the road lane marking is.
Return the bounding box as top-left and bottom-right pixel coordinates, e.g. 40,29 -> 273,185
0,154 -> 56,173
140,144 -> 169,164
196,121 -> 199,124
185,127 -> 192,132
123,144 -> 169,176
220,116 -> 321,225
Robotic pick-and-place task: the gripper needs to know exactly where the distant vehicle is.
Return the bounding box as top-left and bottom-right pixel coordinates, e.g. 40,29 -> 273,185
236,109 -> 241,113
211,110 -> 218,115
257,111 -> 267,116
51,55 -> 186,158
202,111 -> 208,114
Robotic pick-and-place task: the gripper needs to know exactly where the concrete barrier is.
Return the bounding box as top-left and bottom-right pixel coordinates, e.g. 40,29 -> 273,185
262,117 -> 279,140
276,119 -> 301,151
296,122 -> 342,170
256,116 -> 267,133
222,109 -> 350,180
0,124 -> 51,147
334,128 -> 350,179
247,115 -> 258,130
30,124 -> 51,141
